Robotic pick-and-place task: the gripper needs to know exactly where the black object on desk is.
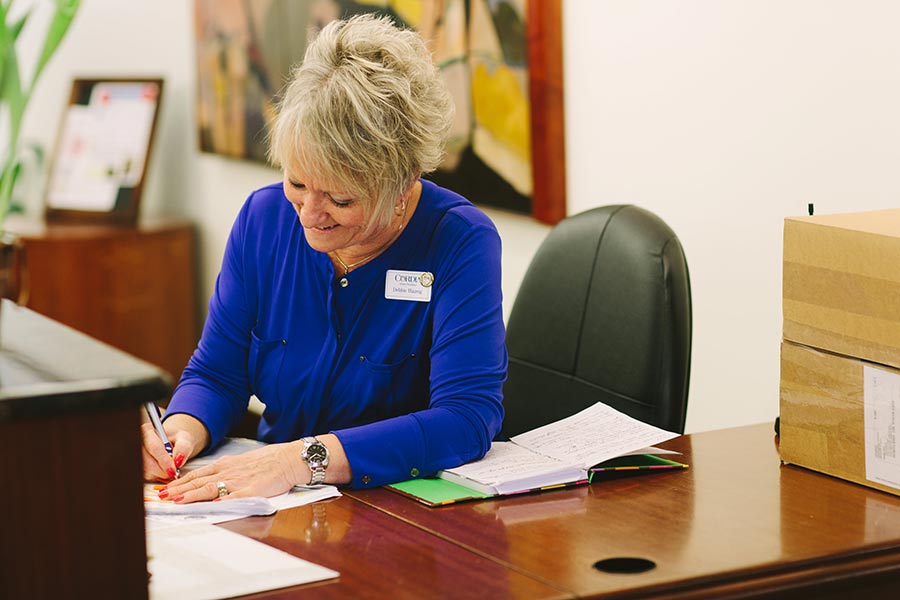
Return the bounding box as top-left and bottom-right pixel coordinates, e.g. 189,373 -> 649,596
0,300 -> 170,600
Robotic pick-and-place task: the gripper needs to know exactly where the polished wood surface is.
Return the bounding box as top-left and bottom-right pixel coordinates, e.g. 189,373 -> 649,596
0,303 -> 170,600
6,216 -> 198,381
346,424 -> 900,599
218,495 -> 570,599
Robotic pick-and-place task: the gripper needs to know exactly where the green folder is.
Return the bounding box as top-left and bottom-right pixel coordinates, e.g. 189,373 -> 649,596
589,453 -> 689,473
388,454 -> 688,507
388,478 -> 492,506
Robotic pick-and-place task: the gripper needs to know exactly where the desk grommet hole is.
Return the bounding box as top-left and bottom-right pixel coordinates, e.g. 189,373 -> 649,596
593,557 -> 656,574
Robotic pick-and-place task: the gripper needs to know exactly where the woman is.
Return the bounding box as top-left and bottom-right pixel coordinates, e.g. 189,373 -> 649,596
143,14 -> 507,502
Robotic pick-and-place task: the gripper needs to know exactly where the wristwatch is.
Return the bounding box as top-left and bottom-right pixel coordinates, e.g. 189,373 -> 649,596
301,436 -> 330,485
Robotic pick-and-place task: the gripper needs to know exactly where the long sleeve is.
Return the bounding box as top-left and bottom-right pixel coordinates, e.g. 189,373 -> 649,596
335,205 -> 507,487
165,191 -> 260,446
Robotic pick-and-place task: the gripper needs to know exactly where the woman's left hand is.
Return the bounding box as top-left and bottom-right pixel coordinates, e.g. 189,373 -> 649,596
160,440 -> 306,503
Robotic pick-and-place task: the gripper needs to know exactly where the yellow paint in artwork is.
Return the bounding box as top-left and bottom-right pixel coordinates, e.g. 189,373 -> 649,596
389,1 -> 423,26
471,63 -> 531,161
353,1 -> 423,28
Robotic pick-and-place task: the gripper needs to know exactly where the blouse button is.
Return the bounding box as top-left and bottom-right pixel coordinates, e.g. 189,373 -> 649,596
410,468 -> 420,477
361,475 -> 372,485
339,277 -> 349,288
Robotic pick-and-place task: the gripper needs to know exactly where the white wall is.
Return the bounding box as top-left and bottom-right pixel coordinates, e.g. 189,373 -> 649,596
17,0 -> 900,434
564,1 -> 900,432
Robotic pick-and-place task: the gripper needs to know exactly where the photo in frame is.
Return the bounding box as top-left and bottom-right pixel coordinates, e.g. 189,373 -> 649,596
193,0 -> 564,223
44,78 -> 164,225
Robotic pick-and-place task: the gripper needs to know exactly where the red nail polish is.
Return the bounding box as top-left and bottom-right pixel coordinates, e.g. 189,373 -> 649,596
158,489 -> 169,499
174,454 -> 186,468
173,495 -> 185,502
212,498 -> 221,502
166,467 -> 176,479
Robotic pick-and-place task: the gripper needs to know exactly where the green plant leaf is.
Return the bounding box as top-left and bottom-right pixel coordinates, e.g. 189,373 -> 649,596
0,1 -> 25,129
29,0 -> 80,92
0,161 -> 15,223
0,2 -> 13,96
2,0 -> 80,223
8,10 -> 29,41
0,21 -> 25,125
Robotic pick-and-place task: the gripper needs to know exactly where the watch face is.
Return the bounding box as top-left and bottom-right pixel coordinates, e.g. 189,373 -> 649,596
307,443 -> 328,463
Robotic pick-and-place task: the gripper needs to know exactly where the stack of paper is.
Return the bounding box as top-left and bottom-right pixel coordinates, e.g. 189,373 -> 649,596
144,438 -> 341,597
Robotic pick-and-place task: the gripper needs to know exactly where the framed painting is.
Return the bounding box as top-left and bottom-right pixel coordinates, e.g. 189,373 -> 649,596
193,0 -> 564,223
44,78 -> 164,225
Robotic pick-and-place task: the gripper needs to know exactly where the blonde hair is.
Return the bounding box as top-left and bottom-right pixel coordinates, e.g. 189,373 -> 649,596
268,13 -> 454,229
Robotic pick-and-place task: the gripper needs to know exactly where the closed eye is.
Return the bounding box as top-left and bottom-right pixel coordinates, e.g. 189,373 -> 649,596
287,178 -> 353,207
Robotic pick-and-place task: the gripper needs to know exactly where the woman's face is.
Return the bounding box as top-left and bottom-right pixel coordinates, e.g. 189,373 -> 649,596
283,163 -> 386,257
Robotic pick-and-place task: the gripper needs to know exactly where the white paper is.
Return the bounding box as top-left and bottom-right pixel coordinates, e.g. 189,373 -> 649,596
147,524 -> 338,600
511,401 -> 679,469
444,441 -> 578,485
144,486 -> 341,531
440,403 -> 680,495
46,106 -> 120,210
619,446 -> 681,457
864,365 -> 900,490
87,83 -> 157,187
146,496 -> 276,519
145,438 -> 341,530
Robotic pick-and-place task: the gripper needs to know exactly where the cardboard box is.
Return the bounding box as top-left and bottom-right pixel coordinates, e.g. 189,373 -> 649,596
783,209 -> 900,371
780,340 -> 900,497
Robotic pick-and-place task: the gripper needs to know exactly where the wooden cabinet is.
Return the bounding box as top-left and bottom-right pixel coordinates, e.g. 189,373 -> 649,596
6,217 -> 199,381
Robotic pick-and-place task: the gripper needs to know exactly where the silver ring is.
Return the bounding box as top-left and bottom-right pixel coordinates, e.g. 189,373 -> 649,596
216,481 -> 228,499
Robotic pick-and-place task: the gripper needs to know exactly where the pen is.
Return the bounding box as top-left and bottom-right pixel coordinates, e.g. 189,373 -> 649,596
144,401 -> 180,478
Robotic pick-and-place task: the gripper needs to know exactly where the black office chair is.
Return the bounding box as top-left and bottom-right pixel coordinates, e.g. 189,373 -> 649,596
500,205 -> 692,437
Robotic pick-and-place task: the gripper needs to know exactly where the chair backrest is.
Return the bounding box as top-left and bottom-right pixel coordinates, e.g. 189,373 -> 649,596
501,205 -> 692,437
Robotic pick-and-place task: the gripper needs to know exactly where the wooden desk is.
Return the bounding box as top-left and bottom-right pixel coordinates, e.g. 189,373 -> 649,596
0,301 -> 170,600
217,495 -> 570,599
346,424 -> 900,599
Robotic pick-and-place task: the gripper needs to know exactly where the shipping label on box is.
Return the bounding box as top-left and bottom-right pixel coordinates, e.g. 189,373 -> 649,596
783,209 -> 900,371
780,340 -> 900,497
863,365 -> 900,490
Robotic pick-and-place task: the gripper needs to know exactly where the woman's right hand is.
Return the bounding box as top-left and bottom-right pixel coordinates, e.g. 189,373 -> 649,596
141,413 -> 209,482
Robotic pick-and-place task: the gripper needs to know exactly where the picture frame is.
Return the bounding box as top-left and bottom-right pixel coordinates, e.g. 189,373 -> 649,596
44,77 -> 164,225
527,0 -> 566,224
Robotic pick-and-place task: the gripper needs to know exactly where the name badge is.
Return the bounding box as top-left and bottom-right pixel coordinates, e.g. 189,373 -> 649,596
385,270 -> 434,302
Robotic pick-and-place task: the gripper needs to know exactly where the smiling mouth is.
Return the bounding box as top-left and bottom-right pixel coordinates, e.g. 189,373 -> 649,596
311,224 -> 339,231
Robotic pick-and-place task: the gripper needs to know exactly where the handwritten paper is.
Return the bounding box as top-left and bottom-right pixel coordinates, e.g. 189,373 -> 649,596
512,401 -> 679,468
438,401 -> 680,497
446,441 -> 579,485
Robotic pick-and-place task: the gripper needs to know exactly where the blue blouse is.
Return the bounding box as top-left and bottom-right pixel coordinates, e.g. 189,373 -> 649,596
166,179 -> 507,488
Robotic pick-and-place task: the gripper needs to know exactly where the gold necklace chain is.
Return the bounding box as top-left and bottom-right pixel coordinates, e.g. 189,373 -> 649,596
333,247 -> 382,275
333,199 -> 409,275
